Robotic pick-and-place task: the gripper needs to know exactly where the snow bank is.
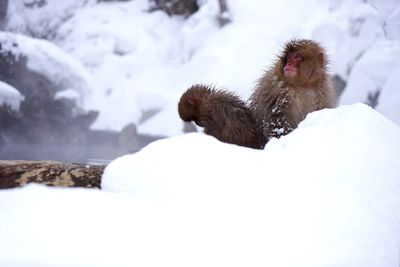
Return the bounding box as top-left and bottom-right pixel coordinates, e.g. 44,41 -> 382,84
102,103 -> 400,267
305,0 -> 400,125
0,81 -> 24,110
5,0 -> 96,38
0,184 -> 163,267
1,104 -> 399,267
0,31 -> 98,105
53,0 -> 181,130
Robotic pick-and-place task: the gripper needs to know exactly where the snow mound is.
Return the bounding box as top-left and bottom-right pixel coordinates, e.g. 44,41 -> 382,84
0,81 -> 24,110
102,103 -> 400,267
0,32 -> 98,104
0,104 -> 399,267
5,0 -> 96,38
0,184 -> 162,267
54,88 -> 80,102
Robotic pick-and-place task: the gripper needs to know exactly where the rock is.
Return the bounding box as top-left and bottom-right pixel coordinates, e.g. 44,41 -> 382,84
149,0 -> 199,17
332,74 -> 347,98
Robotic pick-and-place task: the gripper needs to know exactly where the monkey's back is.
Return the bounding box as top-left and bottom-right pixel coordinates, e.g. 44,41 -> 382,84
201,90 -> 266,149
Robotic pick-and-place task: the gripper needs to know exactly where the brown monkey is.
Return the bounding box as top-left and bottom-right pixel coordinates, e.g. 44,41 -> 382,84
178,39 -> 336,148
249,39 -> 337,141
178,84 -> 266,149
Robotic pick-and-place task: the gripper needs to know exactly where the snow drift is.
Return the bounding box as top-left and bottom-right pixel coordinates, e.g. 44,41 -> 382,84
0,31 -> 97,105
0,103 -> 399,267
0,81 -> 24,111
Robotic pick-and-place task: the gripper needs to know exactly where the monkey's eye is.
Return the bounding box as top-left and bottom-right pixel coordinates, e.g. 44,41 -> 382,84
294,54 -> 303,60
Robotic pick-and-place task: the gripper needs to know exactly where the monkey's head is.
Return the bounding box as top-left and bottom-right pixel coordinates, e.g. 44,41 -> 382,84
178,84 -> 212,126
278,39 -> 328,87
178,93 -> 199,123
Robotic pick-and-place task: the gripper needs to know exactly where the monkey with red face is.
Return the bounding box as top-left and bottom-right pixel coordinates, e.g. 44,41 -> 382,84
249,39 -> 337,141
178,39 -> 337,148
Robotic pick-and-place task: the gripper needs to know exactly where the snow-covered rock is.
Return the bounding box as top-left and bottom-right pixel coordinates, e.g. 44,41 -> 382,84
4,0 -> 96,38
0,31 -> 97,103
0,81 -> 24,110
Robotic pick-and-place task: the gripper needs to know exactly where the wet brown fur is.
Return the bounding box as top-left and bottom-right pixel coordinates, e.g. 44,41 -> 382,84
178,39 -> 337,148
178,84 -> 266,149
249,39 -> 337,140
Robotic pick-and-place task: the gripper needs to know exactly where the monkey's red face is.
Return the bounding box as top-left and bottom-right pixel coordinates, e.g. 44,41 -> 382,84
283,51 -> 303,77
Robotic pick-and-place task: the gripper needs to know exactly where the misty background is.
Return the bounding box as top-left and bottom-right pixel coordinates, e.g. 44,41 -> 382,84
0,0 -> 399,163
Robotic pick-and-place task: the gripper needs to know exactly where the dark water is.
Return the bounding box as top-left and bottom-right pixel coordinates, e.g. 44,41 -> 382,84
0,143 -> 132,164
0,130 -> 165,164
0,126 -> 165,164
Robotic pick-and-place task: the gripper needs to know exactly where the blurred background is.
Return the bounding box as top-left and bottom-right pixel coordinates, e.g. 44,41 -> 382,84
0,0 -> 399,163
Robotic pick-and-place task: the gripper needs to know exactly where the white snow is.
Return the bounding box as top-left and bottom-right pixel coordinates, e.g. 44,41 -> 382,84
1,104 -> 400,267
5,0 -> 399,133
5,0 -> 96,38
0,81 -> 24,111
2,1 -> 400,266
0,31 -> 98,106
46,0 -> 400,134
54,88 -> 80,102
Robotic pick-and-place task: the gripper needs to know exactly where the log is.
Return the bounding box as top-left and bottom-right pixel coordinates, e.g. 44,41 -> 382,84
0,160 -> 105,189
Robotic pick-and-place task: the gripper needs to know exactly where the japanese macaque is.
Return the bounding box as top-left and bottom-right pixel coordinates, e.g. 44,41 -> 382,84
249,39 -> 337,141
178,39 -> 337,149
178,84 -> 266,149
